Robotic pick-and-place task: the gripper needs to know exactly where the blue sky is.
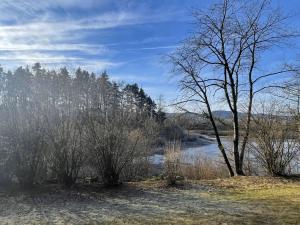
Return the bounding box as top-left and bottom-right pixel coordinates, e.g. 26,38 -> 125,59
0,0 -> 300,109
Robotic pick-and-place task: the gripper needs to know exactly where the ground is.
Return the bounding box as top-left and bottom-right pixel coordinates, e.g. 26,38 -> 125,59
0,177 -> 299,225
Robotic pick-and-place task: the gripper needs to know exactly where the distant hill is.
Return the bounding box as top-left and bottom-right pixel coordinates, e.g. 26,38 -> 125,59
212,110 -> 233,119
166,110 -> 289,121
166,110 -> 234,120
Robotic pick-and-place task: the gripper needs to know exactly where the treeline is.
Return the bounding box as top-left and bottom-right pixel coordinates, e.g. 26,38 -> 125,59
0,63 -> 165,187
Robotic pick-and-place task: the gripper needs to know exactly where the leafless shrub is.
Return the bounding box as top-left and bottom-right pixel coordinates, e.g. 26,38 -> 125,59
0,107 -> 47,188
0,139 -> 14,186
86,113 -> 153,186
164,142 -> 182,185
121,118 -> 159,181
47,114 -> 85,187
249,113 -> 300,176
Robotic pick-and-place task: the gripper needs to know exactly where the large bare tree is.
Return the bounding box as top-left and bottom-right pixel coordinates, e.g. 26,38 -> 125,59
170,0 -> 298,176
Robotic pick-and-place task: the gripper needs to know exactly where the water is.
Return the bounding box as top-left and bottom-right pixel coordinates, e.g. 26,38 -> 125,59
150,138 -> 300,174
150,138 -> 231,165
150,154 -> 165,165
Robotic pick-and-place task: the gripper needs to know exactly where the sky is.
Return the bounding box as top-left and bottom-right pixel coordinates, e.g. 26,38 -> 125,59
0,0 -> 300,110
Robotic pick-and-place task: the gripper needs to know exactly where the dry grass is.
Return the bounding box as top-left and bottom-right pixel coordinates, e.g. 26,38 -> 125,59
201,175 -> 300,190
200,176 -> 300,225
181,154 -> 229,180
164,142 -> 182,185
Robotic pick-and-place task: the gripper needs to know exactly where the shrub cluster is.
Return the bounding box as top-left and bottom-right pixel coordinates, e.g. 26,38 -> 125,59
0,64 -> 160,187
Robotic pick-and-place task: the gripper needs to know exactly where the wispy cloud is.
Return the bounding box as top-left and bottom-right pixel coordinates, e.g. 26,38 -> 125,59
126,45 -> 179,51
0,0 -> 189,77
0,10 -> 139,69
0,0 -> 110,21
0,43 -> 106,54
0,11 -> 139,41
0,5 -> 181,59
0,51 -> 118,72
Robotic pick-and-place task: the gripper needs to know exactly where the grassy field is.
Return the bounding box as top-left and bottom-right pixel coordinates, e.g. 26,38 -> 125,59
0,176 -> 299,225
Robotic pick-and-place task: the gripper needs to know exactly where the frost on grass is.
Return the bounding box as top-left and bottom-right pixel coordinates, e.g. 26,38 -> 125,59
0,177 -> 299,225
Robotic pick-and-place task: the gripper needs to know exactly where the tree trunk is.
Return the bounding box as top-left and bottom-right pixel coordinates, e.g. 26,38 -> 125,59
206,100 -> 235,177
233,111 -> 244,175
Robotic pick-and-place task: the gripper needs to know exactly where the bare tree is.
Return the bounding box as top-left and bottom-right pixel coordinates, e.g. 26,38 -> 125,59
170,0 -> 298,176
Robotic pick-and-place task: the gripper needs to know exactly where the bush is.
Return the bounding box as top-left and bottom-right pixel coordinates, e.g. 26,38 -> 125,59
1,112 -> 47,188
47,115 -> 85,187
249,115 -> 300,176
164,142 -> 182,185
0,146 -> 14,187
87,114 -> 154,186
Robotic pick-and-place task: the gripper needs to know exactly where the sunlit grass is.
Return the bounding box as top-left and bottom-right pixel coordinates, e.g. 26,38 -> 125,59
129,176 -> 300,225
201,176 -> 300,225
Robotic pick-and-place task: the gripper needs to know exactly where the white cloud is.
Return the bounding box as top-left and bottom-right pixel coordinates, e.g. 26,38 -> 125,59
0,10 -> 138,68
0,1 -> 186,73
126,45 -> 179,51
0,52 -> 80,64
0,11 -> 139,41
0,43 -> 106,54
0,0 -> 110,21
0,51 -> 118,73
